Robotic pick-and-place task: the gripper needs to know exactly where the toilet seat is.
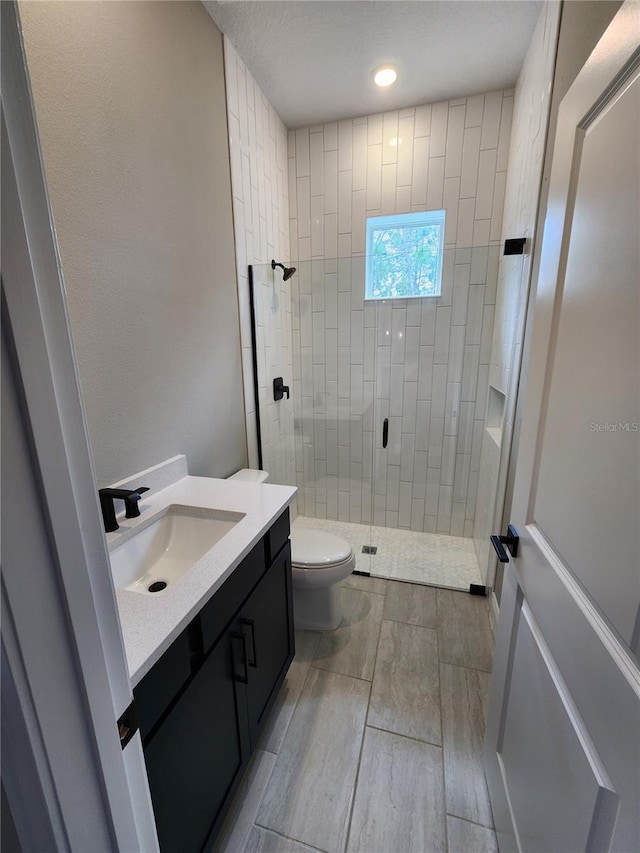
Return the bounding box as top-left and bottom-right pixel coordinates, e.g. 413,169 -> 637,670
290,529 -> 355,593
291,529 -> 353,569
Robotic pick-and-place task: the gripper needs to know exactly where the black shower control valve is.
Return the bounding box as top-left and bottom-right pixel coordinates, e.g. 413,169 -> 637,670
273,377 -> 290,401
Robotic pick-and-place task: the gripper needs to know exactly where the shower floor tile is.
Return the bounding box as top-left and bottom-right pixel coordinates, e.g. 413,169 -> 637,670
292,516 -> 482,590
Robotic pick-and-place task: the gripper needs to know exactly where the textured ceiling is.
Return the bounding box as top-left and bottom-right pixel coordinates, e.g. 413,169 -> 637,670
203,1 -> 542,128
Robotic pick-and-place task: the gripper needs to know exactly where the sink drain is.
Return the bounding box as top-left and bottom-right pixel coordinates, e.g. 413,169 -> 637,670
148,580 -> 167,593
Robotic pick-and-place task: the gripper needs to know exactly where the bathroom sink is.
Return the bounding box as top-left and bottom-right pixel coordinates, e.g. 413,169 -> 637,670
108,505 -> 245,595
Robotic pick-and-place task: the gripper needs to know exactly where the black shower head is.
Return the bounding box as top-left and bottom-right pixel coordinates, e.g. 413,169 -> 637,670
271,259 -> 296,282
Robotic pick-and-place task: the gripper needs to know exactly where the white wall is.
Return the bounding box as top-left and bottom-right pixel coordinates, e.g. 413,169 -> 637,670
223,38 -> 296,496
20,1 -> 245,486
287,93 -> 513,533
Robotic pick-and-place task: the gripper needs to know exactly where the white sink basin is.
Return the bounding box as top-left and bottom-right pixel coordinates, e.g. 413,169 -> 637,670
109,504 -> 245,594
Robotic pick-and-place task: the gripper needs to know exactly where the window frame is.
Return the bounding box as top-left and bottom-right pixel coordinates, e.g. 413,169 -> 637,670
364,209 -> 446,301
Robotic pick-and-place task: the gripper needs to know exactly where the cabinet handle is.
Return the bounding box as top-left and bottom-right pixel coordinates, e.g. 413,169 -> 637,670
382,418 -> 389,449
231,633 -> 249,684
241,618 -> 257,668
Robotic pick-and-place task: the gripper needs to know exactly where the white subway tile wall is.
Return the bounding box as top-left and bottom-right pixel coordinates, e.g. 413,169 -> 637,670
223,39 -> 296,502
288,92 -> 513,534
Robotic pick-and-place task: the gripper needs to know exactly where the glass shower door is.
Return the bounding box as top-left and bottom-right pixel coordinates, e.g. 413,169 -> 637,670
366,245 -> 501,590
288,257 -> 376,571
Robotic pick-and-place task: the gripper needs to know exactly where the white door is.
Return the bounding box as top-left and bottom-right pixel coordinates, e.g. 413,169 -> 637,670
484,5 -> 640,852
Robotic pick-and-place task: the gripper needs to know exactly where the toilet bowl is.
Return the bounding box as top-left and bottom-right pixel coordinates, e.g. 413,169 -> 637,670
290,528 -> 355,631
227,469 -> 356,631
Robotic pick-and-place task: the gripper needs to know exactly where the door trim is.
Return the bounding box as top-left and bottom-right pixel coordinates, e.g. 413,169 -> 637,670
1,2 -> 157,847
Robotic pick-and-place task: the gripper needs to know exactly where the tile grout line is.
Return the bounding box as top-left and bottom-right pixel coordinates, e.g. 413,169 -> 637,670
440,658 -> 492,675
365,722 -> 443,750
435,586 -> 450,853
252,821 -> 331,853
439,658 -> 493,675
341,580 -> 387,853
309,662 -> 373,684
445,811 -> 496,832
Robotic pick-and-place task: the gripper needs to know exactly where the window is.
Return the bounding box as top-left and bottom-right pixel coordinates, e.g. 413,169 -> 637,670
365,209 -> 446,300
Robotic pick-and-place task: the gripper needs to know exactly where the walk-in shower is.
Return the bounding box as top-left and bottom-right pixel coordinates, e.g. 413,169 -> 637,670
248,244 -> 522,592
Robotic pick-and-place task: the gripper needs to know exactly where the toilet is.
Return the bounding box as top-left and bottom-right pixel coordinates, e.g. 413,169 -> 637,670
289,527 -> 355,630
228,469 -> 356,631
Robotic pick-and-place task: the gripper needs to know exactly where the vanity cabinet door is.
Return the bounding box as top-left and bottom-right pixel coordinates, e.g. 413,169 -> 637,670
241,541 -> 294,747
143,623 -> 250,853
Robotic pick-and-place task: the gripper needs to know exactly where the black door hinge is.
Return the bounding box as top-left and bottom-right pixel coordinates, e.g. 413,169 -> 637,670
504,237 -> 526,255
117,700 -> 138,750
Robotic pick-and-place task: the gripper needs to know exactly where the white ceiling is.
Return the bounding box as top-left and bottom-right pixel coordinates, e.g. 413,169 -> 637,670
203,1 -> 542,128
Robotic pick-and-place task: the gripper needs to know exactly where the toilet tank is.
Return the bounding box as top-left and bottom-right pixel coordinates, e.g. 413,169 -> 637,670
227,468 -> 269,484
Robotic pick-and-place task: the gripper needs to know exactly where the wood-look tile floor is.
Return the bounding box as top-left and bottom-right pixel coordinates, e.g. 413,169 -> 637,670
215,579 -> 497,853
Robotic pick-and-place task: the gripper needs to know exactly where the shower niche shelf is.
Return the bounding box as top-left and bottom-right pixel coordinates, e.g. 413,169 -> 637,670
486,386 -> 506,449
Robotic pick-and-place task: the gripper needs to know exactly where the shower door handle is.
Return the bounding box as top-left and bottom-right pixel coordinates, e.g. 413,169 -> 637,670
382,418 -> 389,449
490,525 -> 519,562
273,377 -> 289,401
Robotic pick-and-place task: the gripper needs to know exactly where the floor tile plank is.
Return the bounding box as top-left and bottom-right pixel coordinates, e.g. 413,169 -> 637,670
368,619 -> 441,744
447,816 -> 499,853
312,587 -> 384,681
436,589 -> 494,671
258,630 -> 322,754
214,750 -> 277,853
256,667 -> 370,853
346,727 -> 446,853
441,662 -> 494,827
383,580 -> 437,627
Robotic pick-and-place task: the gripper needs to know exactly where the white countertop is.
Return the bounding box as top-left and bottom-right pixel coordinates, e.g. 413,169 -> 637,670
107,475 -> 296,686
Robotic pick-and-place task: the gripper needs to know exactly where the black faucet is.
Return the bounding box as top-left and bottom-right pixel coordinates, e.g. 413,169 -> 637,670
98,487 -> 149,533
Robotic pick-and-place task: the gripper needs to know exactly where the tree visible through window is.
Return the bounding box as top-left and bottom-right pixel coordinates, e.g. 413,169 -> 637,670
365,209 -> 446,300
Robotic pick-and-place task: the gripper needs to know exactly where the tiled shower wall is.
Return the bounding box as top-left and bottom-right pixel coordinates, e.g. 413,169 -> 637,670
288,92 -> 513,534
474,2 -> 561,577
223,38 -> 296,494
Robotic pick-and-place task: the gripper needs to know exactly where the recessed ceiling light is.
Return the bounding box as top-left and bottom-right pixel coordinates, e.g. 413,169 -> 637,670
373,65 -> 398,88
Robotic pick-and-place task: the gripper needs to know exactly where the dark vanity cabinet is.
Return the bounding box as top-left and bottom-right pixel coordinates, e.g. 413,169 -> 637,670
133,509 -> 293,853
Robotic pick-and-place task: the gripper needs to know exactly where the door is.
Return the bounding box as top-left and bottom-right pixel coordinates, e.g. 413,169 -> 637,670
484,5 -> 640,852
241,542 -> 295,745
143,623 -> 251,853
